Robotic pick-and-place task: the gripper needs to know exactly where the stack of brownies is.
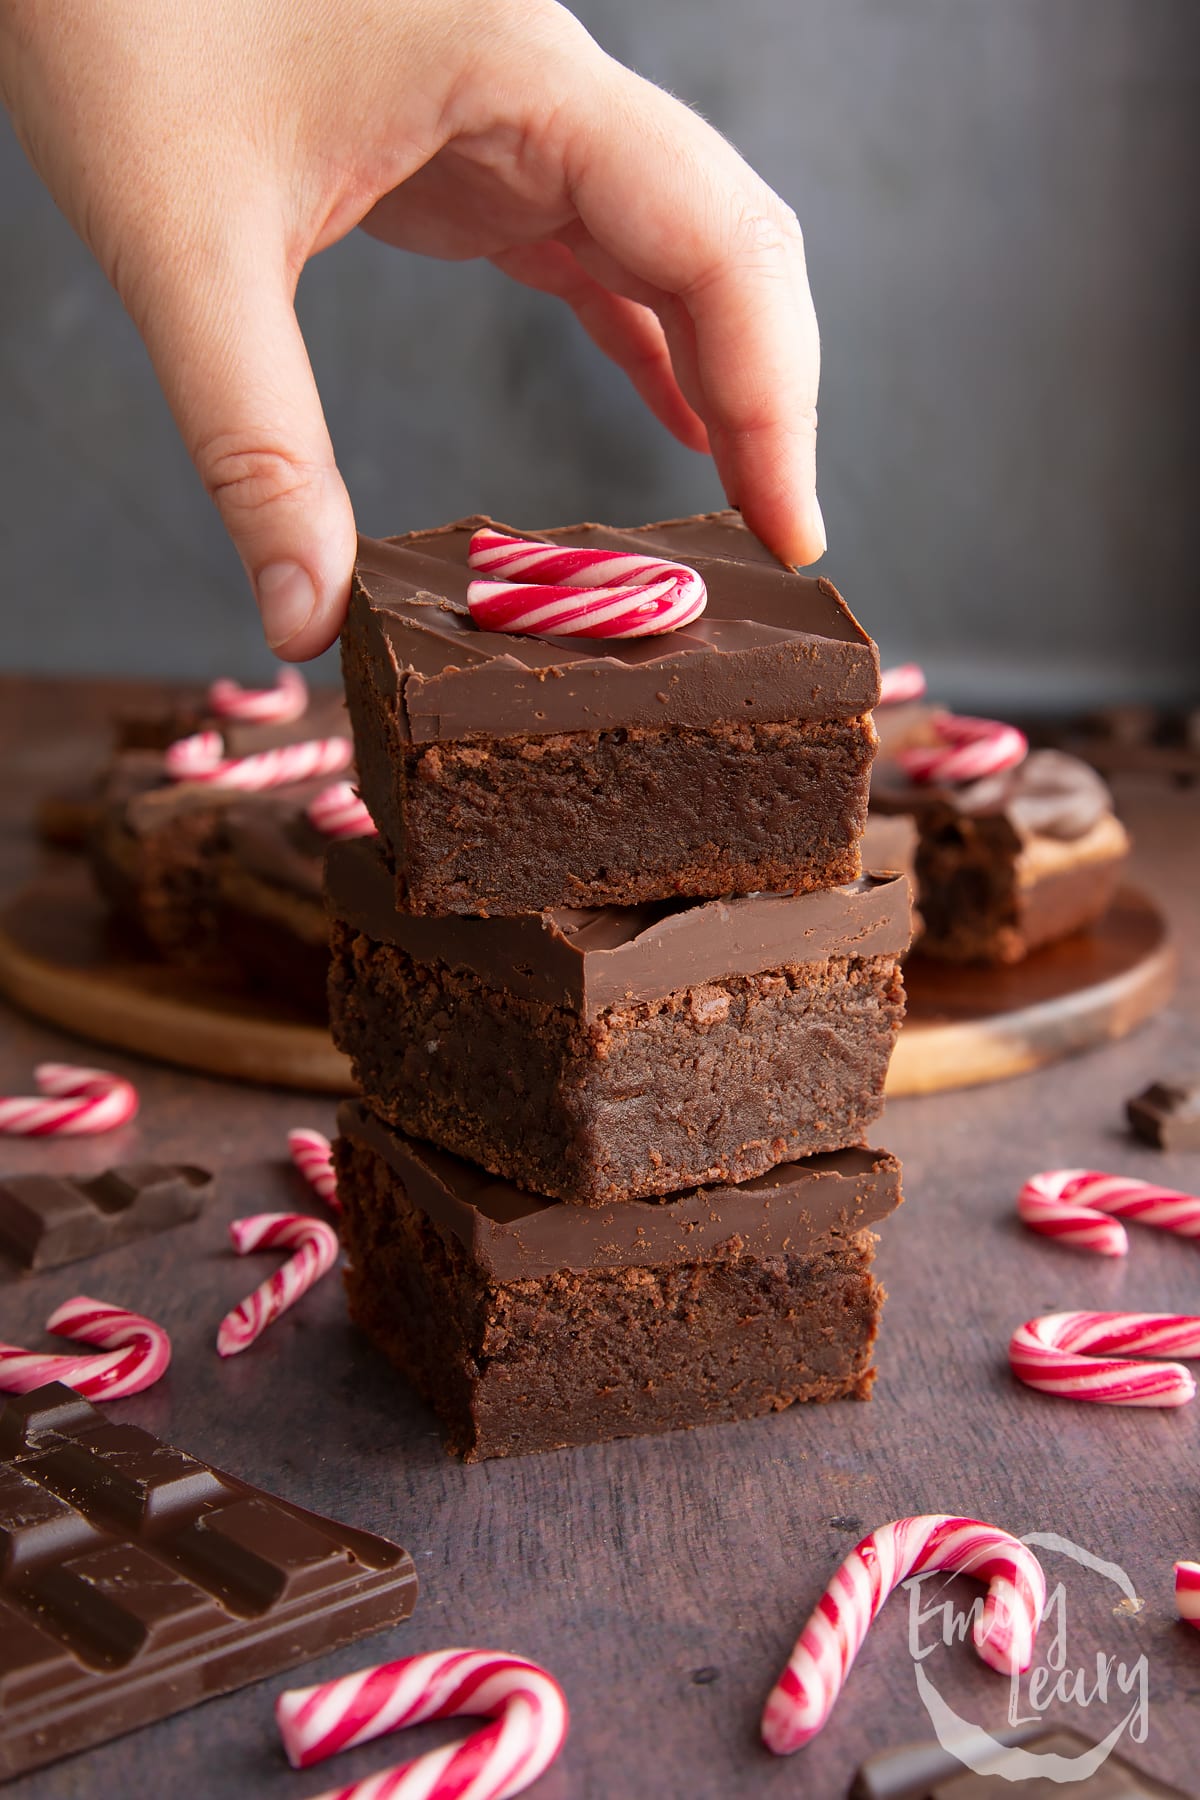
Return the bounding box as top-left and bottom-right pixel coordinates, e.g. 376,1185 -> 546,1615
327,512 -> 911,1460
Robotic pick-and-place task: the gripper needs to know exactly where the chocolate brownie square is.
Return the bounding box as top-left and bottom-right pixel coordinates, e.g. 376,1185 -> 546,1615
335,1101 -> 902,1461
873,749 -> 1129,964
342,512 -> 881,915
327,839 -> 910,1204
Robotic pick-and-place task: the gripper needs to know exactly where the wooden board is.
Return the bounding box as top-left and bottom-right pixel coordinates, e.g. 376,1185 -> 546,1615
0,867 -> 1175,1096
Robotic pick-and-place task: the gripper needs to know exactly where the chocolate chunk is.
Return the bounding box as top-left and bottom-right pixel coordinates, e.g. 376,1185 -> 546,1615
852,1727 -> 1186,1797
0,1163 -> 213,1274
0,1383 -> 417,1780
1127,1078 -> 1200,1151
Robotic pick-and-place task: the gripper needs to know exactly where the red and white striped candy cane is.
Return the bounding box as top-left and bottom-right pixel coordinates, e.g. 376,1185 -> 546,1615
216,1213 -> 339,1357
306,781 -> 377,840
878,664 -> 927,706
1009,1311 -> 1200,1406
1018,1168 -> 1200,1258
288,1128 -> 339,1210
895,711 -> 1028,784
762,1515 -> 1045,1755
465,527 -> 707,638
208,667 -> 308,724
1177,1562 -> 1200,1628
0,1296 -> 171,1400
275,1648 -> 568,1800
0,1063 -> 139,1136
164,730 -> 352,790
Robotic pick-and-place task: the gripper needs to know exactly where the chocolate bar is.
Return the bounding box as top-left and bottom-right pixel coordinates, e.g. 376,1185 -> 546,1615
0,1384 -> 418,1779
851,1726 -> 1186,1798
0,1162 -> 213,1274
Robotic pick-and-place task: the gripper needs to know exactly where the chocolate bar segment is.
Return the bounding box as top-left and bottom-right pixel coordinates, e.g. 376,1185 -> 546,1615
0,1384 -> 417,1780
344,512 -> 880,914
1126,1078 -> 1200,1151
852,1726 -> 1187,1798
0,1163 -> 212,1274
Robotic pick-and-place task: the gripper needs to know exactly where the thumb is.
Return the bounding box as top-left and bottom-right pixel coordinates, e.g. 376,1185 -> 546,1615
133,246 -> 356,660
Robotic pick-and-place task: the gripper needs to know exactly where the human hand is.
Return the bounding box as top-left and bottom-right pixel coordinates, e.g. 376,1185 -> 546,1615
0,0 -> 823,657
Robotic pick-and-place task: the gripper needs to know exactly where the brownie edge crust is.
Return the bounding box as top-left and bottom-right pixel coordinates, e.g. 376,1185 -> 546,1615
334,1106 -> 902,1462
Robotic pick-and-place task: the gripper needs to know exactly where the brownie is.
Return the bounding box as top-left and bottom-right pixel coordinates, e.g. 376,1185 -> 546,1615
334,1101 -> 902,1461
873,749 -> 1130,964
327,839 -> 910,1204
215,791 -> 331,1017
89,691 -> 347,978
852,1727 -> 1187,1798
342,512 -> 881,914
1126,1077 -> 1200,1150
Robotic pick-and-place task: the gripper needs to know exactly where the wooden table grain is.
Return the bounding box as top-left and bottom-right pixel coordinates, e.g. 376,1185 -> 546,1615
1,677 -> 1198,1800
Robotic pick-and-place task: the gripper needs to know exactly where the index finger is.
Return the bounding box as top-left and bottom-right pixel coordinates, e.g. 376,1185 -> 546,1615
566,64 -> 824,566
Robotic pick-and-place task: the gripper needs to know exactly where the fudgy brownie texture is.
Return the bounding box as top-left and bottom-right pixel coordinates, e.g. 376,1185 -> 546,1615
343,512 -> 881,914
331,923 -> 904,1203
355,712 -> 872,914
334,1109 -> 900,1461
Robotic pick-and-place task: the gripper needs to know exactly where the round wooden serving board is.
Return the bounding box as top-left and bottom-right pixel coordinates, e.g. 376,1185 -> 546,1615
0,866 -> 1176,1097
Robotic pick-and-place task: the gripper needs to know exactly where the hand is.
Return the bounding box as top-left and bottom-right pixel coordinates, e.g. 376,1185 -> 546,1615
0,0 -> 824,657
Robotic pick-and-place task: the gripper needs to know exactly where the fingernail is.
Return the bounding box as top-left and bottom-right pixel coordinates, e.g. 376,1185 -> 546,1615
257,561 -> 317,649
811,494 -> 827,557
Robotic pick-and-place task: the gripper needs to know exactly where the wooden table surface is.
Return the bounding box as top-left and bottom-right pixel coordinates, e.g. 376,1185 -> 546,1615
2,678 -> 1199,1800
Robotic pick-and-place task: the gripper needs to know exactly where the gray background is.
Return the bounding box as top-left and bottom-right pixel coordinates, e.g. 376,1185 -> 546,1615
1,0 -> 1197,706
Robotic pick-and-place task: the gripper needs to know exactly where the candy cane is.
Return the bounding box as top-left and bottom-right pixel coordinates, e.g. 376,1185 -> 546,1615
0,1062 -> 139,1136
276,1648 -> 568,1800
216,1213 -> 339,1357
1176,1562 -> 1200,1628
1018,1168 -> 1200,1258
208,667 -> 308,724
306,781 -> 377,840
895,712 -> 1028,784
288,1128 -> 340,1210
762,1515 -> 1045,1755
0,1296 -> 171,1400
878,664 -> 927,706
1009,1311 -> 1200,1406
465,527 -> 707,638
164,730 -> 352,790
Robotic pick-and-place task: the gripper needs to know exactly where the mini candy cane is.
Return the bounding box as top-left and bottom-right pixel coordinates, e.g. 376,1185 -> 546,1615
762,1515 -> 1045,1754
1009,1311 -> 1200,1406
288,1128 -> 339,1210
1018,1168 -> 1200,1258
0,1296 -> 171,1400
466,526 -> 707,638
895,711 -> 1028,784
1176,1562 -> 1200,1628
0,1062 -> 139,1136
164,730 -> 352,790
306,781 -> 377,840
878,664 -> 927,706
276,1648 -> 568,1800
208,666 -> 308,724
216,1213 -> 339,1357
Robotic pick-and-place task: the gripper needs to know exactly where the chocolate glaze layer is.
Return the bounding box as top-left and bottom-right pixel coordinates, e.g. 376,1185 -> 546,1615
223,790 -> 329,901
0,1163 -> 212,1272
326,838 -> 911,1015
873,748 -> 1115,842
352,512 -> 880,742
338,1101 -> 902,1278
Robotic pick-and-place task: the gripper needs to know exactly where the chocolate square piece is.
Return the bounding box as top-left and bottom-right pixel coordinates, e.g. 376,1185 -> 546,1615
1127,1078 -> 1200,1150
327,839 -> 909,1204
0,1384 -> 417,1780
0,1162 -> 212,1273
335,1101 -> 902,1460
873,749 -> 1129,964
343,512 -> 881,914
